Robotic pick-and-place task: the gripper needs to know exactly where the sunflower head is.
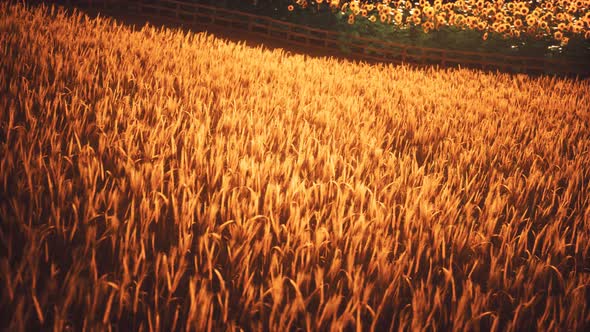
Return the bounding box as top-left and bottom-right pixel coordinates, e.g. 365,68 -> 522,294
554,30 -> 563,41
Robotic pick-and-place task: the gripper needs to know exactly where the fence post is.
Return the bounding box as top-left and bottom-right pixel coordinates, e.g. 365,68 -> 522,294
421,48 -> 427,64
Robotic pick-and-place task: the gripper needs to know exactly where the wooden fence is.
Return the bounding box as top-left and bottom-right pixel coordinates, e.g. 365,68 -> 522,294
76,0 -> 590,76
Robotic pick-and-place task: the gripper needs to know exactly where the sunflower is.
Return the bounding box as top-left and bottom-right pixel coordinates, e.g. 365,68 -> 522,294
513,29 -> 521,38
380,13 -> 388,23
288,5 -> 294,11
561,36 -> 569,45
467,17 -> 477,29
329,0 -> 340,8
585,30 -> 590,39
572,22 -> 583,33
496,23 -> 508,33
544,2 -> 554,10
554,30 -> 563,40
368,15 -> 377,22
526,15 -> 536,26
567,4 -> 577,13
542,13 -> 553,22
539,21 -> 548,30
348,14 -> 355,24
434,0 -> 442,10
423,6 -> 435,18
456,0 -> 467,10
514,18 -> 523,28
482,31 -> 488,40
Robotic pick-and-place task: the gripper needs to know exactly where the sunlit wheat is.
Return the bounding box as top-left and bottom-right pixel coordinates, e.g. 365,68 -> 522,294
0,2 -> 589,331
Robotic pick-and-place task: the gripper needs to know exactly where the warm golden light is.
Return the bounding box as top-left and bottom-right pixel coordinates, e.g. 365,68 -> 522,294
0,2 -> 589,331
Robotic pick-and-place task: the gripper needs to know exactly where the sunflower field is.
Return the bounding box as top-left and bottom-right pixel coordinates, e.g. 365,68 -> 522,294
287,0 -> 590,58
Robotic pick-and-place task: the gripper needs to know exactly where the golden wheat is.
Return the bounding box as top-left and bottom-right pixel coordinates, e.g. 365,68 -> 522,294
0,2 -> 589,331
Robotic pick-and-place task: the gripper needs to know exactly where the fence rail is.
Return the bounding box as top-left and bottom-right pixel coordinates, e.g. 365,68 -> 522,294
76,0 -> 589,76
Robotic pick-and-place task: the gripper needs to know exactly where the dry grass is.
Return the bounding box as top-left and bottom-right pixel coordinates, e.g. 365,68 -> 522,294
1,3 -> 589,331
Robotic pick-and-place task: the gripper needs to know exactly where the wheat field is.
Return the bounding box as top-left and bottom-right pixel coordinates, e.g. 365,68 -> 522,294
1,2 -> 589,331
